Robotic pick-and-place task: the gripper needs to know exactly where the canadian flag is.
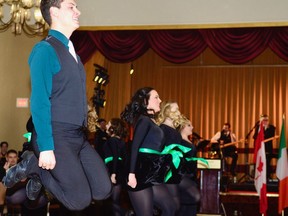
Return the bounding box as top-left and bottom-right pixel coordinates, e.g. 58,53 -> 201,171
254,122 -> 267,215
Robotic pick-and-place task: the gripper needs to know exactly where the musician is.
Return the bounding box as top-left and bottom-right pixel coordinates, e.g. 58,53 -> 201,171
253,114 -> 276,179
211,123 -> 238,176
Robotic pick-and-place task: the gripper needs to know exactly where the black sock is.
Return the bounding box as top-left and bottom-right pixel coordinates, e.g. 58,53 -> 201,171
0,204 -> 5,214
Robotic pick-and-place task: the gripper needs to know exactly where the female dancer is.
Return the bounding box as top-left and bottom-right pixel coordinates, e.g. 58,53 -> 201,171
156,101 -> 183,212
121,87 -> 176,216
177,115 -> 200,216
103,118 -> 128,216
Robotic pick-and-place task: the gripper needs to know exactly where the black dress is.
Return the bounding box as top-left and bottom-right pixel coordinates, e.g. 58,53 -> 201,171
160,124 -> 183,184
179,139 -> 198,180
103,136 -> 127,185
127,115 -> 171,191
94,128 -> 109,159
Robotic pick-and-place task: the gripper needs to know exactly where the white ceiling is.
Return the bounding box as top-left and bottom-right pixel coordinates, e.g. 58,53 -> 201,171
77,0 -> 288,30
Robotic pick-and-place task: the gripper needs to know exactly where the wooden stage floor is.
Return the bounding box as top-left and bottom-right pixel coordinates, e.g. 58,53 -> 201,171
219,179 -> 287,216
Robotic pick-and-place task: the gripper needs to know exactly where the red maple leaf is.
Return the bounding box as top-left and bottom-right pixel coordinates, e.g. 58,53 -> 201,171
257,156 -> 263,173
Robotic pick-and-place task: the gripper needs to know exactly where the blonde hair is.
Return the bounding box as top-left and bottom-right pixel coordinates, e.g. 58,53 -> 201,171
87,105 -> 98,133
177,115 -> 191,132
156,101 -> 182,128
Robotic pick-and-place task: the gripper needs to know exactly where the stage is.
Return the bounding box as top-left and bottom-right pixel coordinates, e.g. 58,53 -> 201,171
198,160 -> 287,216
220,177 -> 287,215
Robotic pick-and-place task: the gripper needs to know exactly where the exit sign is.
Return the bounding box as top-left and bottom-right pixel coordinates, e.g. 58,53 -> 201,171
16,98 -> 29,108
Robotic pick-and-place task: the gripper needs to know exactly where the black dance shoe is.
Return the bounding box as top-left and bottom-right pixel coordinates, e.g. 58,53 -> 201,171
2,151 -> 38,188
26,175 -> 42,200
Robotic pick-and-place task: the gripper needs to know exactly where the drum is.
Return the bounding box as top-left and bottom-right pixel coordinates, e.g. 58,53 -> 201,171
207,143 -> 220,158
208,150 -> 219,159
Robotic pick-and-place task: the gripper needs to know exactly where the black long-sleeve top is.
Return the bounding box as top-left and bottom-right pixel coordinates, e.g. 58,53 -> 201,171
160,124 -> 182,147
160,124 -> 183,183
129,115 -> 164,173
94,128 -> 109,159
180,139 -> 198,178
103,136 -> 126,174
180,139 -> 197,158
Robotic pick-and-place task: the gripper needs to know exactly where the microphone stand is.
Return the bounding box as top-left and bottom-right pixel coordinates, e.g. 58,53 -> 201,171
238,122 -> 259,183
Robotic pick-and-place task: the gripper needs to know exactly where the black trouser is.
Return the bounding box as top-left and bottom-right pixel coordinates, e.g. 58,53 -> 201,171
266,153 -> 278,178
32,122 -> 111,210
223,148 -> 238,175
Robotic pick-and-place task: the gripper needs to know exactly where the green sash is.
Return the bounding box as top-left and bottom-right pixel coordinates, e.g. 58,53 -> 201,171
139,144 -> 208,182
104,156 -> 123,164
23,132 -> 32,142
186,157 -> 209,167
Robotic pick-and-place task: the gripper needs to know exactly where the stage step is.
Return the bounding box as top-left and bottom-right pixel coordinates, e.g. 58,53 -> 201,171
229,180 -> 279,192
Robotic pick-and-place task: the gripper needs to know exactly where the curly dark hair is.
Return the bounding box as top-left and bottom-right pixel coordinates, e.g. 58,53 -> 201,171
120,87 -> 154,125
107,118 -> 128,139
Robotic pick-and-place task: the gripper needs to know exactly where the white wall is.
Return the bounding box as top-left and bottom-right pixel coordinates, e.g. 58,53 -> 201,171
77,0 -> 288,29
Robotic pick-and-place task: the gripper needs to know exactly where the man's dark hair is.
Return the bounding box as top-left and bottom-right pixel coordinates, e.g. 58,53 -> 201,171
6,149 -> 17,156
40,0 -> 64,26
224,122 -> 231,128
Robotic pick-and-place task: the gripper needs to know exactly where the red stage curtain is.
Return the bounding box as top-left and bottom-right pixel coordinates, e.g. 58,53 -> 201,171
148,30 -> 207,63
71,27 -> 288,64
199,28 -> 272,64
71,31 -> 97,64
269,27 -> 288,62
87,31 -> 150,63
